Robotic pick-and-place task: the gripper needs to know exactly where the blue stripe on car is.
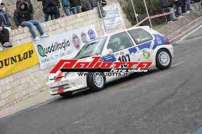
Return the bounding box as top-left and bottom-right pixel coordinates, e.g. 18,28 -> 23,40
153,34 -> 167,49
138,42 -> 152,50
128,47 -> 138,54
102,55 -> 117,62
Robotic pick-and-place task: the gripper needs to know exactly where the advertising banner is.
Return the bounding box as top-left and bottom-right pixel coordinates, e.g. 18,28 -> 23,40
34,25 -> 97,69
0,42 -> 39,78
103,3 -> 125,33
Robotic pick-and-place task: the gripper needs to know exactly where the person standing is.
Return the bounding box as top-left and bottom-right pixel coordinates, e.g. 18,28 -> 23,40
61,0 -> 71,16
41,0 -> 60,21
14,1 -> 48,40
89,0 -> 107,8
89,0 -> 98,8
185,0 -> 191,13
0,3 -> 11,27
81,0 -> 92,12
160,0 -> 177,21
70,0 -> 82,14
0,3 -> 12,49
174,0 -> 183,17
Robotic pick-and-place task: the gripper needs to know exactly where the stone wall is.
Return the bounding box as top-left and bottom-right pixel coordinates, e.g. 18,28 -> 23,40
10,10 -> 104,46
0,3 -> 129,112
3,0 -> 128,25
0,9 -> 103,110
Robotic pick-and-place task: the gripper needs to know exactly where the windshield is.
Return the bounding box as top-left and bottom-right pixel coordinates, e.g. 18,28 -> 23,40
75,37 -> 107,59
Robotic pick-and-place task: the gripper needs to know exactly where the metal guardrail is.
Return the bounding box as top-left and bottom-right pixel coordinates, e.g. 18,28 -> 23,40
135,12 -> 172,27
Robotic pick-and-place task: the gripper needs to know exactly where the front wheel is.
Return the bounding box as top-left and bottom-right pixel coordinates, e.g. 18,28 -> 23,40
87,72 -> 106,91
156,49 -> 172,70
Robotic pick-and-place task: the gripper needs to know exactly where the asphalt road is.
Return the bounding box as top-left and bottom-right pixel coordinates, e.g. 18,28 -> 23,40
1,28 -> 202,134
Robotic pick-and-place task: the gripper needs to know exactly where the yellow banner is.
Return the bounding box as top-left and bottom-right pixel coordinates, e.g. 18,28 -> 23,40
0,42 -> 39,78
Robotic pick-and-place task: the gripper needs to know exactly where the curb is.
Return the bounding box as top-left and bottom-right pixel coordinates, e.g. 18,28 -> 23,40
169,16 -> 202,42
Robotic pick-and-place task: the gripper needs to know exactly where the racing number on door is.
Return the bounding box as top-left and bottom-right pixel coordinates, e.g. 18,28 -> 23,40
118,54 -> 130,62
118,54 -> 131,69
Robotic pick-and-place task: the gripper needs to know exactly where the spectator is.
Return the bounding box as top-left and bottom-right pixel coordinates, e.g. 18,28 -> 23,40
41,0 -> 60,21
174,0 -> 183,17
16,0 -> 33,18
90,0 -> 98,8
160,0 -> 177,21
70,0 -> 82,14
185,0 -> 191,13
0,3 -> 12,28
81,0 -> 93,11
0,2 -> 12,49
14,1 -> 48,40
61,0 -> 71,16
181,0 -> 187,13
89,0 -> 107,8
181,0 -> 191,13
0,26 -> 11,49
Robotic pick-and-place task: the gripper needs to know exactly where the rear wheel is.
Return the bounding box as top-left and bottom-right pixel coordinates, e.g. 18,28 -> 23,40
156,49 -> 172,70
87,72 -> 106,91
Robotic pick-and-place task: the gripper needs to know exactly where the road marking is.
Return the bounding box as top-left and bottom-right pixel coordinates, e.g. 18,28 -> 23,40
179,25 -> 202,41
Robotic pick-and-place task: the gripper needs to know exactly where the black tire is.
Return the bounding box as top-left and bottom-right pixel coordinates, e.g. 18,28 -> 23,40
87,72 -> 106,91
156,49 -> 172,70
60,92 -> 73,98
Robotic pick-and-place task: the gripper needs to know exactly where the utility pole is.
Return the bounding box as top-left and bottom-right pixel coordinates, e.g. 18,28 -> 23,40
130,0 -> 139,23
143,0 -> 152,27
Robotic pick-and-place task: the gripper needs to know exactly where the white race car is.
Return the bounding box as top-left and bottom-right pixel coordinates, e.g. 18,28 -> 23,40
47,26 -> 174,97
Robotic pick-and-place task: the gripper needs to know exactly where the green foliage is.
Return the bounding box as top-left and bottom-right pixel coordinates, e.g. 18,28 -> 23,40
119,0 -> 161,24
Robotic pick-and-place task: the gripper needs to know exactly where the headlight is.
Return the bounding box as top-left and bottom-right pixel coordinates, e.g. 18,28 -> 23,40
48,74 -> 56,81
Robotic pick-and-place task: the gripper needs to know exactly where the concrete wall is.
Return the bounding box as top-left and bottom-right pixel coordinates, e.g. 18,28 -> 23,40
0,4 -> 129,111
3,0 -> 131,27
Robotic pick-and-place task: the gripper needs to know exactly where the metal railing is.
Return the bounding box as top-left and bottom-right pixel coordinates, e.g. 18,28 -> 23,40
135,12 -> 172,27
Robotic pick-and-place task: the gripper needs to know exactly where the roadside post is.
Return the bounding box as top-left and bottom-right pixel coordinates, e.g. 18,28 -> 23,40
130,0 -> 139,23
143,0 -> 152,27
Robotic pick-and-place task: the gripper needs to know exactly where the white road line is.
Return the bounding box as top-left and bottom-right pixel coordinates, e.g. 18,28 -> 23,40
179,25 -> 202,41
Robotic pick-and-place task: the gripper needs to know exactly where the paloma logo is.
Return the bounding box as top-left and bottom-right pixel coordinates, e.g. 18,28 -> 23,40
50,57 -> 152,74
37,40 -> 70,57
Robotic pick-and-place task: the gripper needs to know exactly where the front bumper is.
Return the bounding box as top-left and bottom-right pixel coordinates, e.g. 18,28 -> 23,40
47,74 -> 87,95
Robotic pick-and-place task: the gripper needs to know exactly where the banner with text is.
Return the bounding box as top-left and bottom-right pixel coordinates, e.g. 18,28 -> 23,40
103,3 -> 125,33
0,42 -> 39,78
34,25 -> 97,69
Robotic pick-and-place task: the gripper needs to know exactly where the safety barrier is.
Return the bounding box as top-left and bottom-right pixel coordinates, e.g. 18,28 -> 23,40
135,12 -> 172,27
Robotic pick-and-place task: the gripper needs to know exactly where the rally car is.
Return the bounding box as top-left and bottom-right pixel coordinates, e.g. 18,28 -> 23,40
47,26 -> 174,97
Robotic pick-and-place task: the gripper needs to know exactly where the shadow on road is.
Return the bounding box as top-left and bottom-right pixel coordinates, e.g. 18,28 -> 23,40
50,69 -> 164,103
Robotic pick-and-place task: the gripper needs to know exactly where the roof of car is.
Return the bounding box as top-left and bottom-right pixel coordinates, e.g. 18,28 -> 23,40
102,26 -> 152,38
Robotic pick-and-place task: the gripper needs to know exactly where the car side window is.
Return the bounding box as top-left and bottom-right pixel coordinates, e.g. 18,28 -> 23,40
107,32 -> 134,53
128,28 -> 153,44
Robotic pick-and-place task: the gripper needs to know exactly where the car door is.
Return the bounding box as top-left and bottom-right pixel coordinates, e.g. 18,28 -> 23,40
103,32 -> 136,77
128,28 -> 154,63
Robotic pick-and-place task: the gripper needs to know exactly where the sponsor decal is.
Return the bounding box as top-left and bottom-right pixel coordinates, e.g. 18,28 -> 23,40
34,25 -> 97,69
88,29 -> 96,40
0,42 -> 38,78
72,34 -> 81,50
50,57 -> 152,74
0,50 -> 34,69
103,4 -> 125,33
37,40 -> 70,57
143,50 -> 151,59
